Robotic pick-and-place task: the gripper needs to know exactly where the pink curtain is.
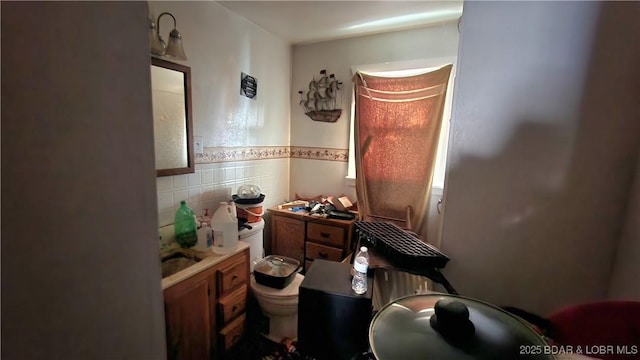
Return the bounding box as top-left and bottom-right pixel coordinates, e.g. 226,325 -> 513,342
353,65 -> 453,239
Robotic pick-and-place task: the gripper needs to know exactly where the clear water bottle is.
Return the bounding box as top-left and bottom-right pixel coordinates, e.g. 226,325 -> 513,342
352,246 -> 369,294
175,200 -> 197,248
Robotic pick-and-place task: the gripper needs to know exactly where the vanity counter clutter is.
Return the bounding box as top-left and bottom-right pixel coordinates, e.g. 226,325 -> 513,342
268,206 -> 355,271
161,241 -> 250,290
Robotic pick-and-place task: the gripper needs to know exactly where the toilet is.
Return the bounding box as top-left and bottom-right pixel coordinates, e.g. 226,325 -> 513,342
239,219 -> 265,271
239,218 -> 304,342
250,272 -> 304,342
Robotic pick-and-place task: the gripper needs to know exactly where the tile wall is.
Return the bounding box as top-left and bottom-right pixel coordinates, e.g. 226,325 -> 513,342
156,158 -> 289,228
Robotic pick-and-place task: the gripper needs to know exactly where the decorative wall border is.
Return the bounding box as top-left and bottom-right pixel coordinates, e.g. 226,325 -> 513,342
197,146 -> 290,163
290,146 -> 349,162
196,146 -> 348,163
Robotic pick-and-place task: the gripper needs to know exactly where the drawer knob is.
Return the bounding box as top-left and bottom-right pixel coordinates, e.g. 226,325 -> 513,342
320,232 -> 330,238
318,252 -> 328,259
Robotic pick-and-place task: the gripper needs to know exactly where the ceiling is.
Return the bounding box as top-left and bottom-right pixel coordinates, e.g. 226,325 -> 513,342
216,1 -> 463,45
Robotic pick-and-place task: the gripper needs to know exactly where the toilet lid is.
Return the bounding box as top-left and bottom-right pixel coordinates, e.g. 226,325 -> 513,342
251,273 -> 304,298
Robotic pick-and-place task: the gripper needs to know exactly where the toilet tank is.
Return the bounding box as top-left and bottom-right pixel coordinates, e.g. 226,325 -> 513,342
239,219 -> 265,272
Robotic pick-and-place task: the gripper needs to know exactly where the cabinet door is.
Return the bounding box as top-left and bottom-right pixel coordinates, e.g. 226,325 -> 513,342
272,215 -> 305,264
164,276 -> 212,360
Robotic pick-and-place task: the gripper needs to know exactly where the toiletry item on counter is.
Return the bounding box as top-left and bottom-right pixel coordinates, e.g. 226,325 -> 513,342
211,202 -> 239,254
193,209 -> 213,251
194,220 -> 213,251
175,200 -> 197,248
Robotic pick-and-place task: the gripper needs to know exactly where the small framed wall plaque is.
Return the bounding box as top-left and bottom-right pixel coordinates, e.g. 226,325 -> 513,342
240,72 -> 257,99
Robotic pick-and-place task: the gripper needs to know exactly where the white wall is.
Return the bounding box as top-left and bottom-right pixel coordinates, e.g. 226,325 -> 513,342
601,1 -> 640,301
609,150 -> 640,299
442,1 -> 639,314
290,22 -> 459,242
2,2 -> 166,359
148,2 -> 292,227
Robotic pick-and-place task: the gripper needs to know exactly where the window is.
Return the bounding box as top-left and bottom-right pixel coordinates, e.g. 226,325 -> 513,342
347,57 -> 456,190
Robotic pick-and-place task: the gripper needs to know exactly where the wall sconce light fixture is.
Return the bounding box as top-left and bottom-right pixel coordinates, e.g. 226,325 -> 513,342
149,12 -> 187,60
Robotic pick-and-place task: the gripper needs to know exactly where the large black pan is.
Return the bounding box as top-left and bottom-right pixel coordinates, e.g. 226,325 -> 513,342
253,255 -> 301,289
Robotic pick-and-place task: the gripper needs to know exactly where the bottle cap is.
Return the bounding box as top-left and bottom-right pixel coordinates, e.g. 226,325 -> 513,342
361,246 -> 368,252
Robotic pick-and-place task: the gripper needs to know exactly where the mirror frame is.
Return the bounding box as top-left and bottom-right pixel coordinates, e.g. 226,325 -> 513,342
151,57 -> 195,177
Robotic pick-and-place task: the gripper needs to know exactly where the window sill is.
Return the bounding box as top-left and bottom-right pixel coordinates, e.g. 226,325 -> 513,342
345,176 -> 356,187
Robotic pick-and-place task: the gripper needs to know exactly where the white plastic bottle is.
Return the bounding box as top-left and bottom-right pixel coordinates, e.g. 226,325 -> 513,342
211,202 -> 239,254
351,246 -> 369,294
202,209 -> 213,250
194,215 -> 213,251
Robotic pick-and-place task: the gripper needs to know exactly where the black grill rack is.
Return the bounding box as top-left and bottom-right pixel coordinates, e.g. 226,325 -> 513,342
353,221 -> 450,271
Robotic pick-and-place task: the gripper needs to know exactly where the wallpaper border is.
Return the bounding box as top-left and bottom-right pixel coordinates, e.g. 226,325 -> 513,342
290,146 -> 349,162
196,146 -> 348,163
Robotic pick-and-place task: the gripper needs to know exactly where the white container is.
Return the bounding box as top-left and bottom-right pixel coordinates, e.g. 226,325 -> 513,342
239,219 -> 265,272
194,221 -> 213,251
211,202 -> 239,254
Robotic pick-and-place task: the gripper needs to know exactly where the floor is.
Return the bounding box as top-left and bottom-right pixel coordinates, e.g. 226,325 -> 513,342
227,333 -> 374,360
226,333 -> 313,360
226,311 -> 375,359
231,275 -> 380,360
225,294 -> 316,360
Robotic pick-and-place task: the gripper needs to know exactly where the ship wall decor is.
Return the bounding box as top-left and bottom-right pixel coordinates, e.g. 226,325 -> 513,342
298,69 -> 343,123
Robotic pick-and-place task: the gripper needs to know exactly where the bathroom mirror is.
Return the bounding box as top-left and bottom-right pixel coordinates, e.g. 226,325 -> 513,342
150,57 -> 194,176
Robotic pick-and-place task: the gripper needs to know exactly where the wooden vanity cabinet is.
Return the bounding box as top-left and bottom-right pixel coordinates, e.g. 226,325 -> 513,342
269,207 -> 353,272
271,214 -> 305,264
216,254 -> 248,353
164,269 -> 216,360
163,248 -> 249,360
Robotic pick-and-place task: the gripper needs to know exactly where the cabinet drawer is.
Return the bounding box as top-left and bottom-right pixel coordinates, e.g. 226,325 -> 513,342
307,222 -> 345,247
218,285 -> 247,326
217,256 -> 248,297
219,314 -> 245,352
306,241 -> 343,262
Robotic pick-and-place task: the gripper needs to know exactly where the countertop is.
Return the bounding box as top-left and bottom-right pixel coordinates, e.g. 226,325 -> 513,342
267,205 -> 357,226
161,241 -> 250,290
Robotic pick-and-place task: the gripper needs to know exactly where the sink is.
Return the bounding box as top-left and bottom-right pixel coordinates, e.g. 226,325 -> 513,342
160,249 -> 205,278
